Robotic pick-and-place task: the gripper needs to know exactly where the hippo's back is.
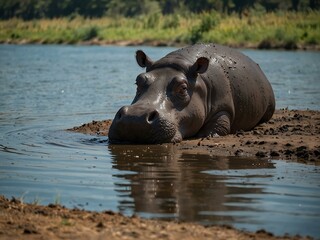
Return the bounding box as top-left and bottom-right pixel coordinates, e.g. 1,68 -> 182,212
161,43 -> 275,132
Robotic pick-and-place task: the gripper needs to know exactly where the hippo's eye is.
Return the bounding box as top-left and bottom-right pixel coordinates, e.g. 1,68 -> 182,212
176,83 -> 188,98
168,77 -> 190,106
135,74 -> 151,98
171,77 -> 189,96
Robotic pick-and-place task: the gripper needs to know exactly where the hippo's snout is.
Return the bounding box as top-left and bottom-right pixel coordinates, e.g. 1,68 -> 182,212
114,106 -> 159,126
108,105 -> 178,144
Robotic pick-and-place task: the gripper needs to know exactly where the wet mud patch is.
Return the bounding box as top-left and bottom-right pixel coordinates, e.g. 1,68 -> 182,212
0,196 -> 312,240
69,109 -> 320,164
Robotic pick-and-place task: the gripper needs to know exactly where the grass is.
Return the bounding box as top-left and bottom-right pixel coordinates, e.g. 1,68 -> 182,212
15,192 -> 61,206
60,218 -> 73,226
54,194 -> 61,205
0,11 -> 319,49
202,11 -> 320,49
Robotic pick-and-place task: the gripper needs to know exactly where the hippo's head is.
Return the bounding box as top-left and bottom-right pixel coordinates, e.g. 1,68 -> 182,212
108,50 -> 209,144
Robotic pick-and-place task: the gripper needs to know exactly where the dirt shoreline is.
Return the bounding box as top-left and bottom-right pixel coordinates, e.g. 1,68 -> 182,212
0,196 -> 312,240
1,109 -> 319,240
1,39 -> 320,51
70,109 -> 320,164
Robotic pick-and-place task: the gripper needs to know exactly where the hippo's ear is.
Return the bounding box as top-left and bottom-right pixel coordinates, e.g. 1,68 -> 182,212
191,57 -> 209,74
136,50 -> 153,69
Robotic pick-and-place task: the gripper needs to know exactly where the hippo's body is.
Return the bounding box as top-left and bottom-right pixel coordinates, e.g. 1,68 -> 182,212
108,43 -> 275,144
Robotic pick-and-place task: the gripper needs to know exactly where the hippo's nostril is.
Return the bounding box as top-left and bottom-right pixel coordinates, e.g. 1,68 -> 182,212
115,111 -> 123,120
147,110 -> 159,123
116,106 -> 128,120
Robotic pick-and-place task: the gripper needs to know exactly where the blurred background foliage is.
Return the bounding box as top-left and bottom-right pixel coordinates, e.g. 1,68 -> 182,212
0,0 -> 319,48
0,0 -> 319,20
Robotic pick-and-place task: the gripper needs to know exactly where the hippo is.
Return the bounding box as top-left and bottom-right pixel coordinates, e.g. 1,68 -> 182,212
108,43 -> 275,144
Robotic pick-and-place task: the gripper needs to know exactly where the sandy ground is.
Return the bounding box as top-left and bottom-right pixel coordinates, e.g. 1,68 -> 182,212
1,109 -> 319,240
0,196 -> 312,240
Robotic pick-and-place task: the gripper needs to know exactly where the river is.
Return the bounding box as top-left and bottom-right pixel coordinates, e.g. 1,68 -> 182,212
0,45 -> 319,238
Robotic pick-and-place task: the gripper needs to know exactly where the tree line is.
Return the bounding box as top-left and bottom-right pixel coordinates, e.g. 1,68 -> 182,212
0,0 -> 319,20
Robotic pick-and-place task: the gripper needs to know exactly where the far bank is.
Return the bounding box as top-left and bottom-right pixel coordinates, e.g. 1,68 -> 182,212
1,11 -> 319,50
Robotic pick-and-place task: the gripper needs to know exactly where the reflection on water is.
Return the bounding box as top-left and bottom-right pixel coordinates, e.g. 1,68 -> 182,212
1,45 -> 320,238
108,144 -> 320,237
110,144 -> 272,219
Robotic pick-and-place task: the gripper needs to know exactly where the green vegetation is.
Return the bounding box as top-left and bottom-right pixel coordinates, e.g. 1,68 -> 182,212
0,0 -> 319,49
0,11 -> 319,49
54,194 -> 61,205
1,0 -> 319,20
60,218 -> 73,226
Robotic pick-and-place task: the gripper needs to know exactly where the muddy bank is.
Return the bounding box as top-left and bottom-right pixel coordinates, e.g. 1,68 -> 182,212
2,39 -> 320,51
0,196 -> 312,240
70,109 -> 320,164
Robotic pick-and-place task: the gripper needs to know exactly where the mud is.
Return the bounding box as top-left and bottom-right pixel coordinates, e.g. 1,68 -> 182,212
70,109 -> 320,164
0,196 -> 311,240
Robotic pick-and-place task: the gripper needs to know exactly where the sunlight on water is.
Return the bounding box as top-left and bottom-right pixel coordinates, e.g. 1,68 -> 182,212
202,161 -> 320,236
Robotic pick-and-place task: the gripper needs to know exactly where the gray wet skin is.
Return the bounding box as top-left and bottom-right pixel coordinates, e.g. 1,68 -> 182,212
108,43 -> 275,144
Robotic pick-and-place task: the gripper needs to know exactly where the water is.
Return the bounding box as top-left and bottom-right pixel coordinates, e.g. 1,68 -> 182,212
0,45 -> 320,238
